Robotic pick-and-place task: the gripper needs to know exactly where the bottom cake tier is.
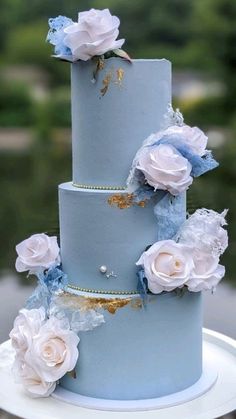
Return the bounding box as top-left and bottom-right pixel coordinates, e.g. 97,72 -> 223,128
60,289 -> 202,400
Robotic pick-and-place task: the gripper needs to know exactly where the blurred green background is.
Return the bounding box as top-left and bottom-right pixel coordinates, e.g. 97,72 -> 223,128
1,0 -> 235,281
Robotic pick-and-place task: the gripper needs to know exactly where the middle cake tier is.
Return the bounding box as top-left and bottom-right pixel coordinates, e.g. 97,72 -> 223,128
59,182 -> 186,293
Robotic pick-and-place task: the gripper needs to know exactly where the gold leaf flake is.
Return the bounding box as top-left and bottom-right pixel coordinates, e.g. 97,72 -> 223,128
116,68 -> 125,86
107,193 -> 134,209
130,298 -> 143,310
100,71 -> 113,96
59,293 -> 143,315
108,193 -> 147,209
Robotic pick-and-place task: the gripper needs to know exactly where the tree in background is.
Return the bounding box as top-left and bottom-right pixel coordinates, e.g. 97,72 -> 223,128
192,0 -> 236,113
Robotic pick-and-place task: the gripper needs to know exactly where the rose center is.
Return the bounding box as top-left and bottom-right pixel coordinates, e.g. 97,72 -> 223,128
152,252 -> 184,277
42,338 -> 66,366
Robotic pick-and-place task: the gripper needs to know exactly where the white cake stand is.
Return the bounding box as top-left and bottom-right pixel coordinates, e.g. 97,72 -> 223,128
0,329 -> 235,419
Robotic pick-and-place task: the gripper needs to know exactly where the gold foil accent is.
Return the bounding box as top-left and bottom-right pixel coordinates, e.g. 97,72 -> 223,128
108,193 -> 134,209
116,68 -> 125,86
137,200 -> 147,208
92,57 -> 105,82
98,57 -> 105,71
100,71 -> 113,97
60,293 -> 143,315
130,298 -> 143,310
100,67 -> 125,97
108,193 -> 147,209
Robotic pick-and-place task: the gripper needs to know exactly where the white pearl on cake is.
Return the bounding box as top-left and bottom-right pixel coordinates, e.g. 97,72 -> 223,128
99,265 -> 107,274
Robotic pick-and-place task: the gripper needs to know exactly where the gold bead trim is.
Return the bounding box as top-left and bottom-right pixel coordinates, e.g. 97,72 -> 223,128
67,283 -> 140,296
72,182 -> 126,191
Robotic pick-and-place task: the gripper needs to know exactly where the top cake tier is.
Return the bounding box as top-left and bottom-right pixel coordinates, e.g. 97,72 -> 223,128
71,58 -> 171,187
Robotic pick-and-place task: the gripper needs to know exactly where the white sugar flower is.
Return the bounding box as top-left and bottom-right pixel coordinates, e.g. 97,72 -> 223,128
177,209 -> 228,256
10,307 -> 45,356
127,123 -> 208,191
64,9 -> 125,61
161,125 -> 208,156
15,233 -> 61,274
136,143 -> 193,195
10,308 -> 79,398
176,208 -> 228,292
25,316 -> 79,383
136,240 -> 194,294
12,358 -> 56,398
187,250 -> 225,292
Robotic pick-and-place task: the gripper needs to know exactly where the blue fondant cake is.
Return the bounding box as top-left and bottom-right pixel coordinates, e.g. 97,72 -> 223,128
10,8 -> 228,404
58,59 -> 202,399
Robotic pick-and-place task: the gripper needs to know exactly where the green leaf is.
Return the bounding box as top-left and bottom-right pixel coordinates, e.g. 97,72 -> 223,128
112,49 -> 132,62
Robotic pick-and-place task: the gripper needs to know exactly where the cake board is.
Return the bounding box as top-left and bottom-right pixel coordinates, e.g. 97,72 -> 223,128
0,329 -> 235,419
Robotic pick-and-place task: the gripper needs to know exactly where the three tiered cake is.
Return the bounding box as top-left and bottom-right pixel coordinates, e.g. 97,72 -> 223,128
9,8 -> 228,409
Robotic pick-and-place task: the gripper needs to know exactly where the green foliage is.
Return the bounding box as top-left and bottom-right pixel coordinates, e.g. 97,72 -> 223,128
175,96 -> 230,128
5,20 -> 70,85
48,88 -> 71,127
6,21 -> 50,66
0,81 -> 34,126
192,0 -> 236,105
0,139 -> 71,270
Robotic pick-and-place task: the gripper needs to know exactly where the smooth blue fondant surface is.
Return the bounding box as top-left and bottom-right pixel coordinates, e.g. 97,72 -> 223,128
59,183 -> 186,292
60,290 -> 203,400
71,58 -> 171,186
59,58 -> 202,401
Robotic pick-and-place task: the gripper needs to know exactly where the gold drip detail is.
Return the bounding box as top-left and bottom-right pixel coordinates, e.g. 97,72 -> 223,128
60,292 -> 142,314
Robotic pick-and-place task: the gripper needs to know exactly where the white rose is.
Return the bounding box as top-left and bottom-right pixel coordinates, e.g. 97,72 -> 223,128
127,124 -> 207,189
64,8 -> 125,61
25,316 -> 79,383
136,240 -> 194,294
162,125 -> 208,156
187,250 -> 225,292
10,308 -> 45,356
13,359 -> 56,398
15,233 -> 61,273
10,308 -> 55,397
136,143 -> 193,195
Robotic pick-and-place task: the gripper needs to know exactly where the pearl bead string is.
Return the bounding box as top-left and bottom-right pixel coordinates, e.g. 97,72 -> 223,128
67,283 -> 140,295
72,182 -> 126,191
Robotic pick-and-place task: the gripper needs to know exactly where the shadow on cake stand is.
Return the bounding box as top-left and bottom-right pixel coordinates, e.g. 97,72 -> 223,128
0,329 -> 235,419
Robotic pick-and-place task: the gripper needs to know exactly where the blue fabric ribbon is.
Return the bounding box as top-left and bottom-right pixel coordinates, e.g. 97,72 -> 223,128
137,269 -> 148,306
25,266 -> 68,312
154,192 -> 186,241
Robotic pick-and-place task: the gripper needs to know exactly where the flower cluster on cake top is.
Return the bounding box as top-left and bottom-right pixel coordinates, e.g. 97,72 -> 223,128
47,8 -> 130,62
